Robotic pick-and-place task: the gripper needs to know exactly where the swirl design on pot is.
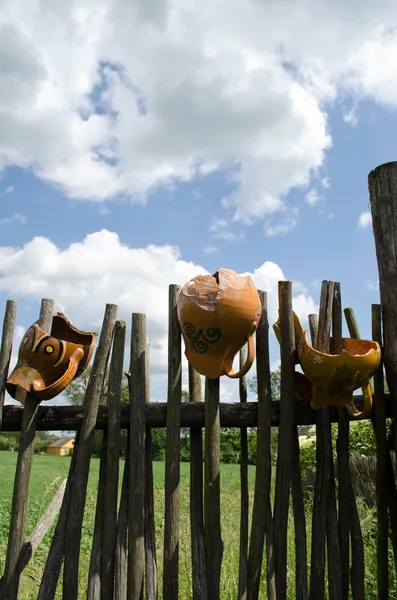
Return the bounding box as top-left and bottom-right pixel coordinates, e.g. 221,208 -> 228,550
183,322 -> 221,354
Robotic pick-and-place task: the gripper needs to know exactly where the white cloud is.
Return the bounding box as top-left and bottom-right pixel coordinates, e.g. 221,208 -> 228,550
264,208 -> 299,237
0,212 -> 26,226
3,185 -> 14,195
1,1 -> 397,227
0,230 -> 317,401
305,189 -> 322,206
358,211 -> 372,228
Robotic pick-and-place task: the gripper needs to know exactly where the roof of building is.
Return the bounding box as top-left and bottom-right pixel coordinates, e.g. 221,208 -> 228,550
47,436 -> 75,448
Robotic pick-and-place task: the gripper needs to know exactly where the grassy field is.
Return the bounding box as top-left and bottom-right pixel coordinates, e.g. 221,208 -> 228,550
0,451 -> 395,599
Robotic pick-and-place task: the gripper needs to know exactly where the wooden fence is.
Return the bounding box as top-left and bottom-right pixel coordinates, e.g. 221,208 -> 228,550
0,161 -> 397,600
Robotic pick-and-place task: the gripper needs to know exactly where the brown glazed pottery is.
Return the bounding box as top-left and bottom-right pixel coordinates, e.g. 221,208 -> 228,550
6,312 -> 97,403
177,267 -> 262,379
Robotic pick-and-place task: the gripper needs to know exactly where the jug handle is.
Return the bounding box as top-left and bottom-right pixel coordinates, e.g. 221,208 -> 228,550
223,335 -> 254,379
344,381 -> 373,418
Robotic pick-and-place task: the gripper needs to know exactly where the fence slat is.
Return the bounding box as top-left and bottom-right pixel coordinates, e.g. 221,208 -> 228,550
346,307 -> 397,587
247,290 -> 276,600
128,313 -> 147,600
291,427 -> 308,600
372,304 -> 389,600
333,284 -> 351,600
273,281 -> 295,600
163,285 -> 182,600
238,348 -> 249,600
115,431 -> 130,600
37,430 -> 81,600
189,364 -> 207,600
145,337 -> 158,600
204,376 -> 223,600
102,320 -> 126,600
3,298 -> 54,600
87,431 -> 108,600
0,299 -> 17,431
63,303 -> 118,599
310,282 -> 337,600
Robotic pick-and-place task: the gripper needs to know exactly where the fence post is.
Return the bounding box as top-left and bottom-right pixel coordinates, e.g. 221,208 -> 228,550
369,161 -> 397,456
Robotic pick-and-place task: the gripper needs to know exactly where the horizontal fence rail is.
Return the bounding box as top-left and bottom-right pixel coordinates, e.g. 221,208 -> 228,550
1,395 -> 388,432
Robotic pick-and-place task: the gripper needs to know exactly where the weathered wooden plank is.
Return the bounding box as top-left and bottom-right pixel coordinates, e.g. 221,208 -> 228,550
145,338 -> 158,600
204,376 -> 223,600
1,394 -> 388,432
308,314 -> 318,347
189,364 -> 207,600
3,298 -> 54,600
102,320 -> 126,600
247,290 -> 276,600
114,432 -> 130,600
128,314 -> 147,600
369,161 -> 397,454
0,299 -> 17,431
163,285 -> 182,600
372,304 -> 389,600
63,303 -> 118,599
238,347 -> 249,600
18,478 -> 67,573
87,431 -> 108,600
37,430 -> 81,600
273,281 -> 296,600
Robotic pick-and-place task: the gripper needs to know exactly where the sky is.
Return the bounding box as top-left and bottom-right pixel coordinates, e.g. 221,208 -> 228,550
0,0 -> 396,407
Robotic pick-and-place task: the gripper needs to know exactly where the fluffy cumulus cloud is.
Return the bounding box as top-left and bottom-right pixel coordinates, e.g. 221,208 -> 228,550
1,0 -> 397,226
358,211 -> 372,228
0,230 -> 316,400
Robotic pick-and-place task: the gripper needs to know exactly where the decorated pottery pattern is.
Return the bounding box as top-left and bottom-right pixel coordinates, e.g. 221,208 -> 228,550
177,268 -> 262,379
273,311 -> 381,417
6,312 -> 97,403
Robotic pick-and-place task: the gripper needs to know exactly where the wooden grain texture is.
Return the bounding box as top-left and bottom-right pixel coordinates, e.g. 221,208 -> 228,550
372,305 -> 389,599
310,282 -> 337,600
145,338 -> 158,600
188,364 -> 207,600
308,314 -> 318,347
128,314 -> 147,600
63,303 -> 117,600
369,162 -> 397,454
204,376 -> 223,600
238,347 -> 249,600
2,394 -> 389,433
273,281 -> 295,600
163,285 -> 182,600
247,291 -> 276,600
37,431 -> 81,600
115,431 -> 130,600
18,478 -> 67,573
3,298 -> 54,600
87,431 -> 108,600
0,299 -> 17,430
102,320 -> 126,600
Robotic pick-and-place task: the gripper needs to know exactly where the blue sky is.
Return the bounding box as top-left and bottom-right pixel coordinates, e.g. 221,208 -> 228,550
1,0 -> 396,406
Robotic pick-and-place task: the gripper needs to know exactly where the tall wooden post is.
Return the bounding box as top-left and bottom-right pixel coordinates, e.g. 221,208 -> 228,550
368,161 -> 397,456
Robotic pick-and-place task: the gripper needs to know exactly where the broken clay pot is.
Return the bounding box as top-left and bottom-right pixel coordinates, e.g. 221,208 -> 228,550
6,312 -> 97,403
177,267 -> 262,379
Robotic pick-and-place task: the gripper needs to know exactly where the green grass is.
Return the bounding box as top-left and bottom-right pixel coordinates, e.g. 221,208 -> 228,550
0,451 -> 395,599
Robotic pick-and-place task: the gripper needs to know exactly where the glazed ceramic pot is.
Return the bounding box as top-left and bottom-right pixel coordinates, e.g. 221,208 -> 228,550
297,331 -> 381,417
177,268 -> 262,379
6,312 -> 97,403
